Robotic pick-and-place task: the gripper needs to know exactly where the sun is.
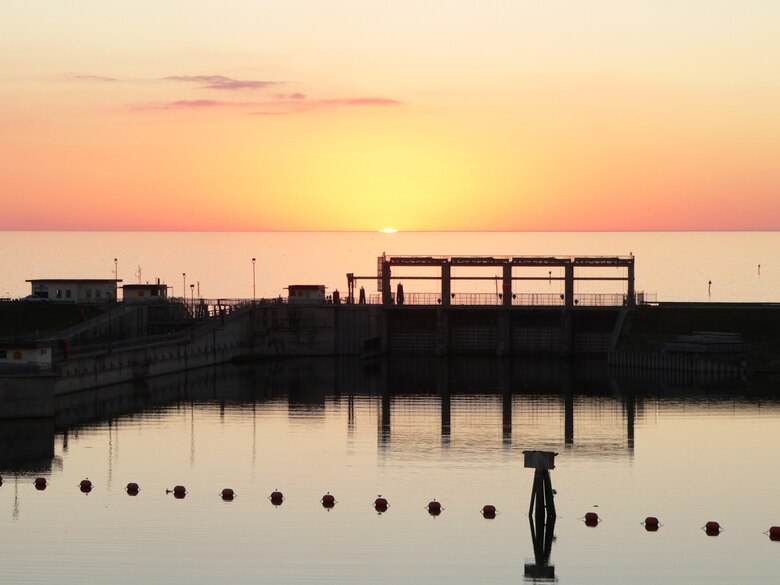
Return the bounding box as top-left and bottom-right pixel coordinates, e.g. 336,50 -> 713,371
379,227 -> 398,233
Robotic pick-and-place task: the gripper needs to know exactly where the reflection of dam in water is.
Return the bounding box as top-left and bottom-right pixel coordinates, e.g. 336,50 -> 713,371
1,356 -> 777,474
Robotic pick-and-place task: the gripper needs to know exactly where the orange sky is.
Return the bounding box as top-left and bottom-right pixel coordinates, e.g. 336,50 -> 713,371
2,1 -> 780,231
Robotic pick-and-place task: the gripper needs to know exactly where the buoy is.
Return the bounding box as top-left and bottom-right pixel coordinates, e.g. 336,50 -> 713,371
322,493 -> 336,508
34,477 -> 47,490
270,490 -> 284,505
221,488 -> 235,501
173,485 -> 187,498
80,479 -> 92,493
704,521 -> 721,536
584,512 -> 599,527
644,516 -> 660,531
427,500 -> 442,516
768,526 -> 780,541
126,482 -> 140,495
374,496 -> 389,512
482,505 -> 497,519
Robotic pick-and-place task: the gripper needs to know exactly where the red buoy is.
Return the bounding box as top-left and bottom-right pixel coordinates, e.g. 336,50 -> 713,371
704,521 -> 721,536
126,482 -> 140,495
768,526 -> 780,541
374,496 -> 389,512
270,490 -> 284,506
644,516 -> 660,531
427,500 -> 442,516
221,488 -> 235,501
173,485 -> 187,499
482,505 -> 497,519
34,477 -> 47,490
584,512 -> 599,527
80,479 -> 93,493
322,493 -> 336,508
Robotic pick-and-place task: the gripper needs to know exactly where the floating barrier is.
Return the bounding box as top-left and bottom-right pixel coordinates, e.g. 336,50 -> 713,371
321,493 -> 336,508
704,521 -> 722,536
584,512 -> 599,527
34,477 -> 47,490
768,526 -> 780,541
172,485 -> 187,499
374,496 -> 389,513
482,505 -> 497,519
221,488 -> 235,501
126,482 -> 140,495
427,500 -> 442,516
270,490 -> 284,506
80,479 -> 93,494
643,516 -> 660,531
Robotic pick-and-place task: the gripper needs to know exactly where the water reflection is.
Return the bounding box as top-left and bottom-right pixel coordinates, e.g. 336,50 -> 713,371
1,356 -> 778,476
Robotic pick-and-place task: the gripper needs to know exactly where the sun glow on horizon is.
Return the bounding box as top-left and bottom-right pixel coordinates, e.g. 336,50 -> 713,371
379,228 -> 398,233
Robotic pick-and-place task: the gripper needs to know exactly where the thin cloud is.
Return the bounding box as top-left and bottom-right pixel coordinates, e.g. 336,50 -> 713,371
71,74 -> 118,82
129,99 -> 255,111
163,75 -> 280,90
251,96 -> 403,115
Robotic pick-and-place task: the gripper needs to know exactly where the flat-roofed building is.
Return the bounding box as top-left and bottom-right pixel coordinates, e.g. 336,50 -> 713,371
26,279 -> 121,303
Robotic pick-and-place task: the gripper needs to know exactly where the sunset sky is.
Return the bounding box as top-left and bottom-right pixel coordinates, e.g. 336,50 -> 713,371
2,1 -> 779,231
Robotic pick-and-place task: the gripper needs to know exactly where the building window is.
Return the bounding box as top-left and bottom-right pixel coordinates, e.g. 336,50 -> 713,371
86,289 -> 92,298
56,289 -> 62,298
66,289 -> 72,299
40,348 -> 48,355
96,289 -> 101,298
152,289 -> 159,296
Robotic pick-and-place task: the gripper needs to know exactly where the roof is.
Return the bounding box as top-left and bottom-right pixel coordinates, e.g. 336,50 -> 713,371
26,279 -> 122,283
286,284 -> 326,290
123,284 -> 167,289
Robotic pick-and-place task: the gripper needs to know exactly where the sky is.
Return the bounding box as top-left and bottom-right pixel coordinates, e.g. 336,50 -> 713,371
1,1 -> 780,231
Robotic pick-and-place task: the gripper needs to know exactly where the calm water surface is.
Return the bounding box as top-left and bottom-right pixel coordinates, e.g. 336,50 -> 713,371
1,231 -> 779,302
1,358 -> 778,584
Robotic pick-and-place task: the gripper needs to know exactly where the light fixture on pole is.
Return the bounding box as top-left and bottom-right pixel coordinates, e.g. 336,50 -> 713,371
182,273 -> 186,301
252,258 -> 256,303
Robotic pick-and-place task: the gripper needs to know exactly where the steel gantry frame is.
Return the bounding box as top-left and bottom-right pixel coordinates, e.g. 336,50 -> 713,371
346,254 -> 635,307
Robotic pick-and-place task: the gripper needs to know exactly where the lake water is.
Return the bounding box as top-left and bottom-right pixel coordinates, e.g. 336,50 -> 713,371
1,231 -> 779,302
1,357 -> 779,584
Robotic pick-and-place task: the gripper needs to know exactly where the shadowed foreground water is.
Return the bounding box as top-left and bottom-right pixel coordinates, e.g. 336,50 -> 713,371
0,357 -> 779,584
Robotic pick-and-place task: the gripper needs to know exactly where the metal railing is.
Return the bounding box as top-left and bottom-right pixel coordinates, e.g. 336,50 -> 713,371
366,291 -> 656,307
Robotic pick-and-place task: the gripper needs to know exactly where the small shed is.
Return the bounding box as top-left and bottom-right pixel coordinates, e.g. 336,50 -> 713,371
287,284 -> 326,304
123,283 -> 169,303
26,279 -> 121,303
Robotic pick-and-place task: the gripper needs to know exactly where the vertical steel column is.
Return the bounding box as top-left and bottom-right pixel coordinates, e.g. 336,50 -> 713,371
441,262 -> 451,306
627,257 -> 636,306
382,261 -> 392,306
564,261 -> 574,308
502,263 -> 512,308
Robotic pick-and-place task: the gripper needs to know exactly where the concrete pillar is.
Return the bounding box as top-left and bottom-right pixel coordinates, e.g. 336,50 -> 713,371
502,264 -> 512,308
441,263 -> 451,306
497,309 -> 511,356
435,308 -> 450,356
627,258 -> 636,306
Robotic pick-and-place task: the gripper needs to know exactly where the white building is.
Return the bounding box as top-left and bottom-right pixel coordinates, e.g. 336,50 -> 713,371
287,284 -> 326,304
26,279 -> 121,303
0,342 -> 53,369
123,283 -> 168,303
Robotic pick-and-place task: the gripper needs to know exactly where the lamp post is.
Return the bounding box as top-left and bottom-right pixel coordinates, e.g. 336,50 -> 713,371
190,284 -> 195,309
252,258 -> 256,304
182,273 -> 186,302
114,258 -> 118,281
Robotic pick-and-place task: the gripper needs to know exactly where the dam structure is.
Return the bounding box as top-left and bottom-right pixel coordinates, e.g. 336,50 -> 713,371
6,251 -> 776,413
